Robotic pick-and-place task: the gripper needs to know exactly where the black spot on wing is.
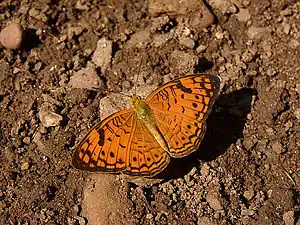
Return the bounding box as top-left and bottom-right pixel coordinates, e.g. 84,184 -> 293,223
97,129 -> 105,146
85,150 -> 92,157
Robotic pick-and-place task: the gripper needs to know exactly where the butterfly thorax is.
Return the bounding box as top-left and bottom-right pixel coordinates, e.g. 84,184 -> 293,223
131,95 -> 169,152
131,96 -> 151,119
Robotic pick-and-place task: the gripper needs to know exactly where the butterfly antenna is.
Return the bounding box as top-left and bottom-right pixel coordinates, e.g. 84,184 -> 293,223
133,54 -> 143,96
105,89 -> 132,98
126,0 -> 144,96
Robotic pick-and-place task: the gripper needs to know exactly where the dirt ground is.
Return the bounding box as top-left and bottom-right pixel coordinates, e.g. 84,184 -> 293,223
0,0 -> 299,224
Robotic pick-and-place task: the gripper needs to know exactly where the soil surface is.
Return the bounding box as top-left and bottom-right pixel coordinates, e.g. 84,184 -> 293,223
0,0 -> 299,224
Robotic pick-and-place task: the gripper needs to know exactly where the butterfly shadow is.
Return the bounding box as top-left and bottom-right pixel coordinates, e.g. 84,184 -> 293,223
155,88 -> 257,180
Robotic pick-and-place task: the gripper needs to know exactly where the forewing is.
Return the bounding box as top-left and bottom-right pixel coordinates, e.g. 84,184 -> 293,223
72,109 -> 135,173
146,74 -> 220,157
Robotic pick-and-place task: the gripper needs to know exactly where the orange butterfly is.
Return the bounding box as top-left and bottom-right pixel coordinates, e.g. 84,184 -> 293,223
72,74 -> 221,177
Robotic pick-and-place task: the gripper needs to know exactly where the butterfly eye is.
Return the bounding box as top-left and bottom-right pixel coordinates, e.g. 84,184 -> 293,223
130,95 -> 137,105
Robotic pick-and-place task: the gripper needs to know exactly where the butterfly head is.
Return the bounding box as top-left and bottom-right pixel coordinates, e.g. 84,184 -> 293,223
130,95 -> 142,106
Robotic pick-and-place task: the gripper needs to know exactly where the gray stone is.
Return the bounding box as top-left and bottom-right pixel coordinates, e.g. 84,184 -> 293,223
92,38 -> 113,73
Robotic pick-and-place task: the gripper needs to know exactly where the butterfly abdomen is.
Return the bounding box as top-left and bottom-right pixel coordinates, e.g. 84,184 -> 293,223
133,98 -> 169,152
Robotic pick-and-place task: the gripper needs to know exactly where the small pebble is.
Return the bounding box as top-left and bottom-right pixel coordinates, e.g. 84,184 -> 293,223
38,103 -> 63,127
266,68 -> 277,77
122,80 -> 131,91
243,190 -> 255,200
293,108 -> 300,120
206,191 -> 223,211
73,205 -> 80,214
34,62 -> 43,72
146,213 -> 153,219
270,140 -> 285,154
0,22 -> 23,49
280,8 -> 292,16
21,162 -> 30,170
163,74 -> 171,83
200,163 -> 210,178
247,26 -> 270,40
283,22 -> 291,35
179,36 -> 195,49
196,44 -> 207,53
74,216 -> 86,225
241,209 -> 255,216
235,8 -> 251,22
23,137 -> 31,145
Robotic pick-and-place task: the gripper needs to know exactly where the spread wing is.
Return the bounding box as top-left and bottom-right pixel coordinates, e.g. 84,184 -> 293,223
73,109 -> 170,177
146,74 -> 221,157
72,109 -> 135,173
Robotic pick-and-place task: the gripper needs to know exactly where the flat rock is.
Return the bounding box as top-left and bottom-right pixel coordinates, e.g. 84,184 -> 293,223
99,85 -> 157,120
69,66 -> 104,90
197,216 -> 217,225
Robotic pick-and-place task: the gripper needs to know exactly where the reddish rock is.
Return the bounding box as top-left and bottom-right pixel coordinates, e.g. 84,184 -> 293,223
0,22 -> 23,49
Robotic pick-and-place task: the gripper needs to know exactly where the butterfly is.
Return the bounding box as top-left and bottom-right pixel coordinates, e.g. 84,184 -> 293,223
72,74 -> 221,177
